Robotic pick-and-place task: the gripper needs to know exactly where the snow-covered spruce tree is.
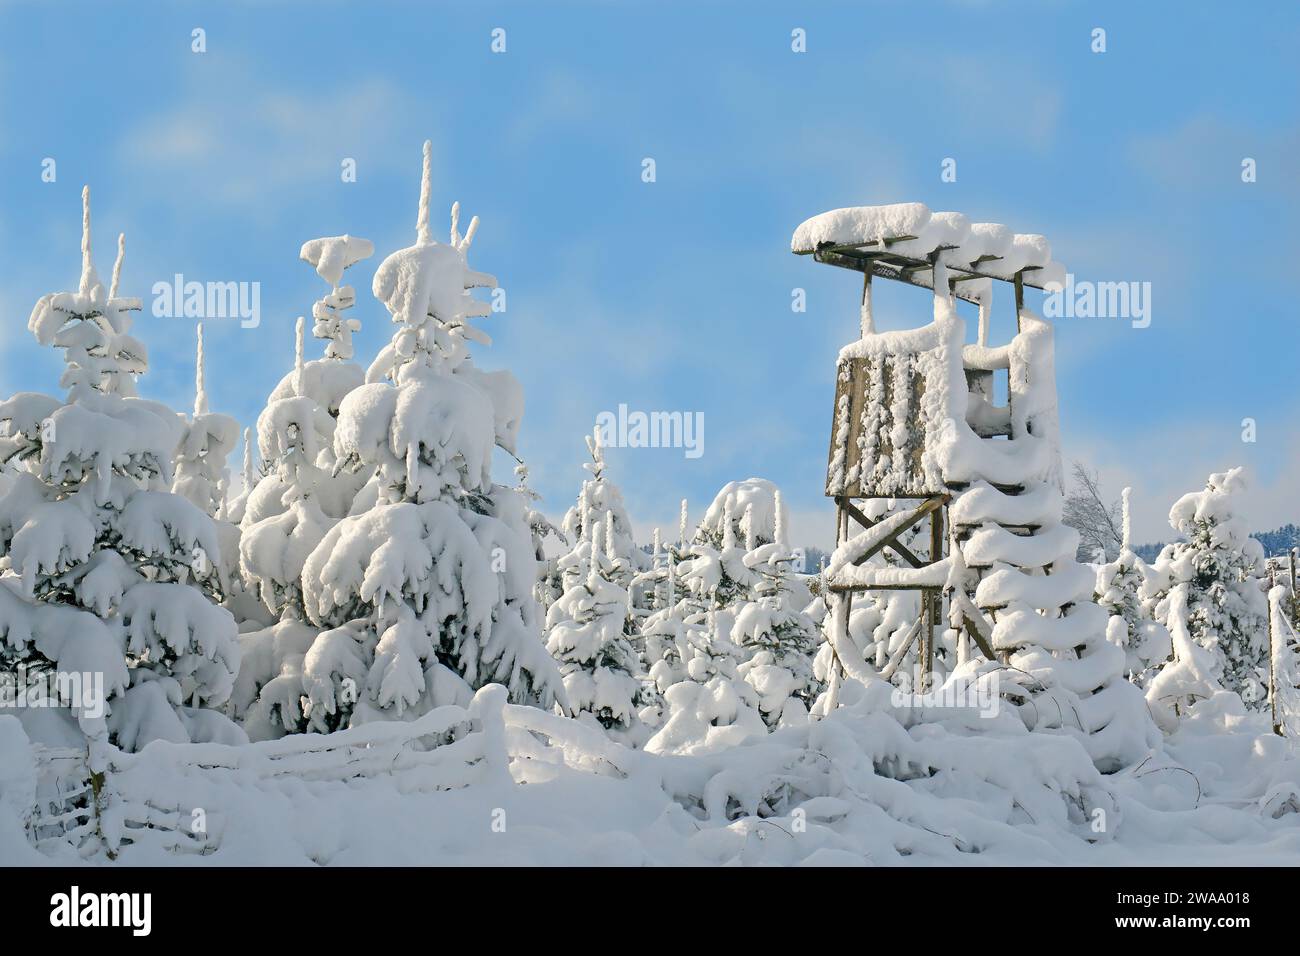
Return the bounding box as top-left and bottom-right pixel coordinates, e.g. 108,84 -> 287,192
1094,487 -> 1171,686
551,427 -> 644,595
1144,584 -> 1225,729
680,491 -> 758,612
241,235 -> 375,617
542,430 -> 653,736
172,324 -> 239,519
544,516 -> 651,739
514,461 -> 564,616
673,480 -> 824,719
0,188 -> 242,750
230,237 -> 376,737
172,324 -> 248,623
645,488 -> 782,753
295,141 -> 563,727
639,500 -> 696,695
732,492 -> 823,725
223,427 -> 258,526
213,426 -> 282,631
1145,468 -> 1269,710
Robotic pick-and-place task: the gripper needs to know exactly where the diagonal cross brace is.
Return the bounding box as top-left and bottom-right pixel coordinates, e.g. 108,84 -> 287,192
839,495 -> 948,569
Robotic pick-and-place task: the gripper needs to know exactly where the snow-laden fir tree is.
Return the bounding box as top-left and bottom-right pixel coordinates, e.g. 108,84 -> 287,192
1094,487 -> 1171,686
513,461 -> 564,615
214,426 -> 274,630
544,516 -> 651,739
223,427 -> 258,526
732,491 -> 823,725
552,426 -> 644,595
541,429 -> 654,737
230,236 -> 378,736
1145,468 -> 1269,711
241,234 -> 374,617
646,486 -> 791,753
639,500 -> 695,695
294,141 -> 563,726
171,324 -> 246,621
676,495 -> 754,679
680,491 -> 758,611
0,188 -> 242,751
172,324 -> 239,519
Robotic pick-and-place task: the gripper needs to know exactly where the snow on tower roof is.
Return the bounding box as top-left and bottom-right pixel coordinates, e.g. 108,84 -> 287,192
791,202 -> 1065,291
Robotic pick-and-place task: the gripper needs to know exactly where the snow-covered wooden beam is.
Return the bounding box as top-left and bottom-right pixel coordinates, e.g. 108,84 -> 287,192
792,202 -> 1065,302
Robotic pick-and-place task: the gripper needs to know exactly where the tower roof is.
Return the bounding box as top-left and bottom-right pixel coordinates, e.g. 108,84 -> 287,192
792,203 -> 1065,304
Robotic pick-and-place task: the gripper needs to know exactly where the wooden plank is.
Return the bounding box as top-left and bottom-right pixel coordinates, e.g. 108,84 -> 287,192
962,615 -> 998,662
1014,271 -> 1025,333
840,496 -> 948,569
840,499 -> 926,569
880,617 -> 923,681
828,354 -> 941,498
814,251 -> 985,304
921,591 -> 934,690
826,361 -> 853,495
930,506 -> 945,622
951,590 -> 999,661
811,247 -> 1058,292
830,582 -> 947,593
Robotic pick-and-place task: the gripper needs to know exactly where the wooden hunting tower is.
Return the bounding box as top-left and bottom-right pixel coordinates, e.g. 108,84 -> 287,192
793,203 -> 1153,770
793,203 -> 1071,693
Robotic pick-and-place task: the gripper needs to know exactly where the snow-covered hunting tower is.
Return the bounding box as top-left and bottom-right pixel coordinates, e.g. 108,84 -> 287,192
793,203 -> 1154,771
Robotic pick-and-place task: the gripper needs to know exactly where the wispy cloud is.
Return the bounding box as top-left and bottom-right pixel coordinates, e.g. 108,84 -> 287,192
116,59 -> 422,207
1128,113 -> 1300,196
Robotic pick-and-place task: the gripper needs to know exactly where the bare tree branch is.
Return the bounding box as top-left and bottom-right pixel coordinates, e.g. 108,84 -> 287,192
1062,460 -> 1123,562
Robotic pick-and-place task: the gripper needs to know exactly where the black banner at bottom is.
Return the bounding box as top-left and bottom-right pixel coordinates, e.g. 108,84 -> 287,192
0,865 -> 1279,943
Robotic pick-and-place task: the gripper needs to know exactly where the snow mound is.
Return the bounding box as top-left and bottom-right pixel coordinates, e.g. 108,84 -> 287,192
19,678 -> 1300,865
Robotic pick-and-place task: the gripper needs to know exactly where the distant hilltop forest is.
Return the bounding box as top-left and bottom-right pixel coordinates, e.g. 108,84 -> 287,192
1134,523 -> 1300,564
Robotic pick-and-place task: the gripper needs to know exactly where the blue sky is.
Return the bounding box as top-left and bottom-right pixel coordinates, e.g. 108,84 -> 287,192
1,1 -> 1296,547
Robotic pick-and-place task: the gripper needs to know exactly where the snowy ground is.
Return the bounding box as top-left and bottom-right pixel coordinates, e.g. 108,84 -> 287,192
8,682 -> 1300,866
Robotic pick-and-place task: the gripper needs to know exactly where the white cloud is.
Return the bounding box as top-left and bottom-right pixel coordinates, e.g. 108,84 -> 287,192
117,59 -> 421,207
